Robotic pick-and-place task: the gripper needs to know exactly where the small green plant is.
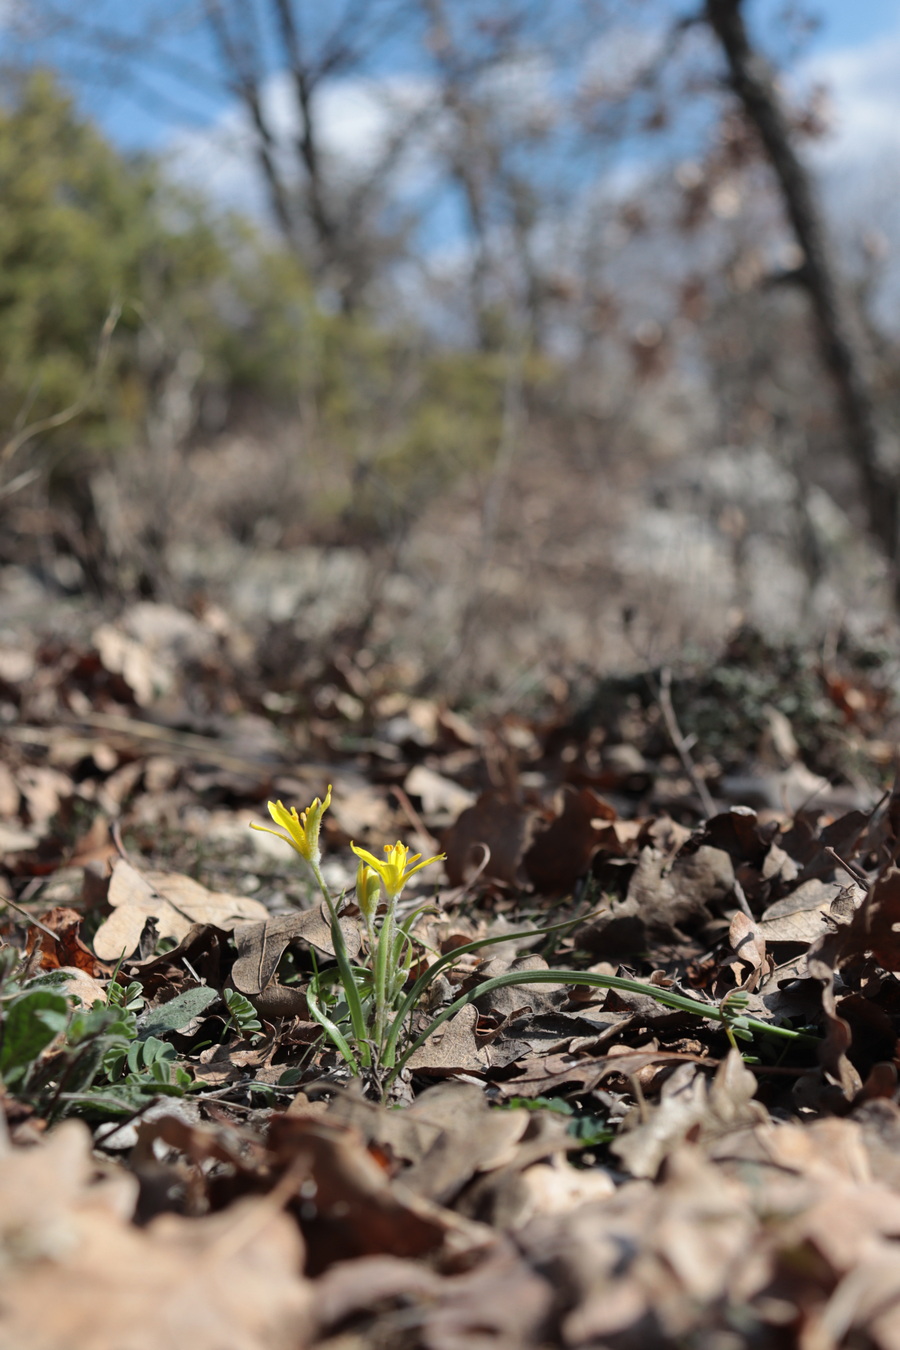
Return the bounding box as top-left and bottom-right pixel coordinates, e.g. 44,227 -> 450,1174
223,987 -> 263,1038
252,789 -> 821,1093
0,949 -> 195,1118
501,1096 -> 614,1149
252,787 -> 446,1073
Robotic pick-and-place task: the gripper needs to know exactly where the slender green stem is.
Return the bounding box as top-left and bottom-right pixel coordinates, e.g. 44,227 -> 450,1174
308,858 -> 371,1068
306,986 -> 360,1073
372,902 -> 394,1052
384,969 -> 821,1091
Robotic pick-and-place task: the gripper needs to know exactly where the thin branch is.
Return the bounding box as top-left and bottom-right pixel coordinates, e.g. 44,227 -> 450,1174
1,302 -> 122,465
658,666 -> 717,819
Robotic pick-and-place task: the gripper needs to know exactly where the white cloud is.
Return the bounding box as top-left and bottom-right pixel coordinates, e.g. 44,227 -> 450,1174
164,69 -> 440,221
800,26 -> 900,170
797,22 -> 900,327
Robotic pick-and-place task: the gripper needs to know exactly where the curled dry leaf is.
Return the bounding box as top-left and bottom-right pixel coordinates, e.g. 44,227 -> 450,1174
726,910 -> 770,990
444,789 -> 534,887
92,859 -> 268,962
26,905 -> 109,977
231,907 -> 362,997
265,1114 -> 494,1275
612,1050 -> 766,1179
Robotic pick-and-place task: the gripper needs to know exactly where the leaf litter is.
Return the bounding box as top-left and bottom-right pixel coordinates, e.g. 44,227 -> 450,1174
4,616 -> 900,1346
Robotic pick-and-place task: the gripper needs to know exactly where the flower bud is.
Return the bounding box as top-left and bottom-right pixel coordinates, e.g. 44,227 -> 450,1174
355,862 -> 381,919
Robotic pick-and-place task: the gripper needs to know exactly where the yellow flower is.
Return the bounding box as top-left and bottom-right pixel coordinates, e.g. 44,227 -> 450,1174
250,786 -> 332,864
350,840 -> 446,901
355,862 -> 382,919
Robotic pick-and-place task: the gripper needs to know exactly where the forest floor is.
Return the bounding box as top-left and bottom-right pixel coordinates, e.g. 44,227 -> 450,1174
3,580 -> 900,1350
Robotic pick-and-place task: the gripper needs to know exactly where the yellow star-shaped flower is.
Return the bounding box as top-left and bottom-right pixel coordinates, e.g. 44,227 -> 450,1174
350,840 -> 445,900
250,786 -> 332,864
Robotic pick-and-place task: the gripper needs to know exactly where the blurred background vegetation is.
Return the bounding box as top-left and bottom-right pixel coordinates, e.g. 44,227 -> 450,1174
0,2 -> 899,695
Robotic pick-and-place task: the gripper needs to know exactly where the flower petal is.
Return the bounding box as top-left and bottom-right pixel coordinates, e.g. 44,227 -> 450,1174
350,843 -> 384,871
402,853 -> 447,882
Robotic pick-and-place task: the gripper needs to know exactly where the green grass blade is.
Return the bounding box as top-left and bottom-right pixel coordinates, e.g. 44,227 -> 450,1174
381,911 -> 598,1067
306,985 -> 360,1073
385,968 -> 821,1089
326,912 -> 371,1067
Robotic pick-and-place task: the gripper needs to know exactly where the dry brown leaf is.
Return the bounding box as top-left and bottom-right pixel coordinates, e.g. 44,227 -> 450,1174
0,1120 -> 312,1350
92,622 -> 172,706
612,1050 -> 766,1179
757,877 -> 853,943
313,1244 -> 553,1350
405,1003 -> 491,1076
727,910 -> 770,990
807,941 -> 863,1102
444,789 -> 534,887
231,907 -> 362,996
18,765 -> 74,827
26,906 -> 109,976
266,1115 -> 494,1274
828,867 -> 900,971
405,763 -> 477,820
402,1082 -> 533,1202
524,787 -> 615,895
92,859 -> 268,961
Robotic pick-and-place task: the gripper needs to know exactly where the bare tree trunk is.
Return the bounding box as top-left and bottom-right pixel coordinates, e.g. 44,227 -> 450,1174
704,0 -> 899,594
270,0 -> 344,291
203,1 -> 297,249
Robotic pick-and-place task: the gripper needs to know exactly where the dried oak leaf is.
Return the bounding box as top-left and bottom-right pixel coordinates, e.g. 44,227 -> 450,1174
405,1003 -> 492,1077
265,1114 -> 493,1275
830,867 -> 900,971
0,1120 -> 312,1350
579,844 -> 734,957
518,1144 -> 765,1346
26,906 -> 110,977
231,907 -> 361,997
328,1081 -> 537,1206
443,789 -> 534,887
314,1242 -> 553,1350
612,1050 -> 766,1180
92,859 -> 268,962
758,877 -> 859,944
524,788 -> 615,895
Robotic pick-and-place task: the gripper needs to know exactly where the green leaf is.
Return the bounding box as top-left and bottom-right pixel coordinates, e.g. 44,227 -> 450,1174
223,988 -> 262,1036
0,990 -> 70,1084
137,986 -> 219,1039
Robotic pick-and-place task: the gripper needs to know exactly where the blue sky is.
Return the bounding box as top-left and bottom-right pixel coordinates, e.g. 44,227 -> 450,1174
793,0 -> 899,52
16,0 -> 900,156
7,0 -> 899,319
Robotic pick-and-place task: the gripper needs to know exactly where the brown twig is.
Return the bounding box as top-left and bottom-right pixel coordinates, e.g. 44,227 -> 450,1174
1,896 -> 61,942
2,302 -> 122,464
824,846 -> 870,891
657,667 -> 717,819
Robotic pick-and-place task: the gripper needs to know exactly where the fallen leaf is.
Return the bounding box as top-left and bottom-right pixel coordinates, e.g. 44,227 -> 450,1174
444,790 -> 534,887
26,906 -> 109,976
524,787 -> 615,894
231,907 -> 362,997
612,1050 -> 766,1179
0,1120 -> 312,1350
405,1003 -> 491,1076
266,1114 -> 493,1275
92,859 -> 268,961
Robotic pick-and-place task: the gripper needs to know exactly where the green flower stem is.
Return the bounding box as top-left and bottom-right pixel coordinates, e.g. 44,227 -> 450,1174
308,858 -> 371,1068
372,902 -> 394,1051
384,969 -> 821,1091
